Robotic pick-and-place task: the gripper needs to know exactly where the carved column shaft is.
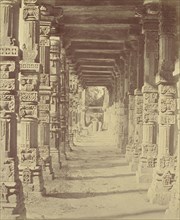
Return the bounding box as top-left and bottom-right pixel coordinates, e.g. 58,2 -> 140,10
49,36 -> 61,171
136,5 -> 159,183
0,1 -> 25,218
148,3 -> 177,205
18,0 -> 45,196
38,8 -> 54,180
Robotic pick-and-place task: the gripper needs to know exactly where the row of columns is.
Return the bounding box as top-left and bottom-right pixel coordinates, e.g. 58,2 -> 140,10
0,0 -> 71,218
115,1 -> 179,218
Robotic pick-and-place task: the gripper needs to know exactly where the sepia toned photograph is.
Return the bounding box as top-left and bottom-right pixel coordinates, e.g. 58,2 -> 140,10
0,0 -> 180,219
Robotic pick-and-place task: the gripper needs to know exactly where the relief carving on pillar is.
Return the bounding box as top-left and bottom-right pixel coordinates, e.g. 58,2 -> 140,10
20,92 -> 38,102
142,144 -> 158,168
159,85 -> 176,125
23,6 -> 39,21
20,149 -> 37,167
0,93 -> 15,112
0,79 -> 15,91
143,93 -> 158,123
19,104 -> 38,118
39,112 -> 49,123
0,158 -> 15,182
159,156 -> 177,170
40,74 -> 49,86
22,168 -> 32,184
162,171 -> 175,187
0,183 -> 9,203
135,95 -> 143,124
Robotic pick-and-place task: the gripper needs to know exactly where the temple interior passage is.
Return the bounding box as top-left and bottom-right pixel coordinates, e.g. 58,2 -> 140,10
0,0 -> 180,219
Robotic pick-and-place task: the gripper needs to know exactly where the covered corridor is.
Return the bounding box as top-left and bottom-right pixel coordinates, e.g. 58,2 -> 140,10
26,131 -> 166,219
0,0 -> 180,219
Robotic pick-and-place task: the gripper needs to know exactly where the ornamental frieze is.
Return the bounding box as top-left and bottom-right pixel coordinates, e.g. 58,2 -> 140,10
160,98 -> 176,113
159,156 -> 177,169
39,38 -> 50,47
20,63 -> 41,72
23,6 -> 39,21
0,99 -> 15,112
20,92 -> 38,102
0,79 -> 15,91
40,25 -> 51,36
39,112 -> 49,123
160,85 -> 176,95
0,46 -> 18,57
19,104 -> 38,118
0,62 -> 15,78
142,144 -> 157,157
159,115 -> 176,125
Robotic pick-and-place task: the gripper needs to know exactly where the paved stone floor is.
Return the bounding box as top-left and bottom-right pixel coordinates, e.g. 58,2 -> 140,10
26,131 -> 167,219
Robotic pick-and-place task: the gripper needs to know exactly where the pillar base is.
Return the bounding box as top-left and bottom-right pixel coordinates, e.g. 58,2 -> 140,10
147,172 -> 173,205
147,181 -> 172,205
19,166 -> 46,199
129,157 -> 139,172
0,180 -> 26,220
165,178 -> 180,219
50,149 -> 61,173
125,144 -> 133,163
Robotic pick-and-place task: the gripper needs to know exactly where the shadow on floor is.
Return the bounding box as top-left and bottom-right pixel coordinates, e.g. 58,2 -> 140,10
45,189 -> 147,199
69,162 -> 129,170
65,173 -> 135,180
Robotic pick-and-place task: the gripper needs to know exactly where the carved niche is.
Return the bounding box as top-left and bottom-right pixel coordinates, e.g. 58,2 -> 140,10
0,158 -> 15,182
20,148 -> 37,167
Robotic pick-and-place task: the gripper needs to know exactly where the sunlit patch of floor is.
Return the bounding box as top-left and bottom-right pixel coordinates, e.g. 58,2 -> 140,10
26,131 -> 167,220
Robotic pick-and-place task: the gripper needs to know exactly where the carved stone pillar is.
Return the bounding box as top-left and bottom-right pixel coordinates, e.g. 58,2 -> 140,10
165,70 -> 180,218
148,3 -> 177,204
136,3 -> 159,183
0,1 -> 25,217
129,90 -> 143,171
49,36 -> 61,172
59,48 -> 68,165
128,35 -> 144,168
126,46 -> 138,162
38,8 -> 54,180
18,0 -> 45,197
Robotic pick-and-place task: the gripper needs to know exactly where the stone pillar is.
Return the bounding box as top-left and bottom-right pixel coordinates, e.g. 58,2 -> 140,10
59,48 -> 68,164
148,3 -> 177,204
129,90 -> 143,171
18,0 -> 45,197
126,45 -> 138,162
136,3 -> 159,183
165,68 -> 180,218
38,8 -> 54,180
49,36 -> 61,173
0,1 -> 26,218
128,35 -> 144,170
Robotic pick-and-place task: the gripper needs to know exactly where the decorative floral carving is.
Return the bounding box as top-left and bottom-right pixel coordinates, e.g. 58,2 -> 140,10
20,92 -> 38,102
0,79 -> 15,91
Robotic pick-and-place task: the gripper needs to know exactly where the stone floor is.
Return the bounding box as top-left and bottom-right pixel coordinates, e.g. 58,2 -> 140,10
26,131 -> 168,220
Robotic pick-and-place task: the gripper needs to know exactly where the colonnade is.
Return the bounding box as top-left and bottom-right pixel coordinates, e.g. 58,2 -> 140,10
0,0 -> 179,219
